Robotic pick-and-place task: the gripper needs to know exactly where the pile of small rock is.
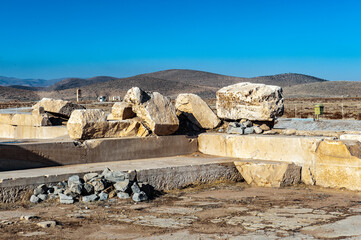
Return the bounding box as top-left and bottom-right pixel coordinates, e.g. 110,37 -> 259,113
29,168 -> 150,204
226,119 -> 272,135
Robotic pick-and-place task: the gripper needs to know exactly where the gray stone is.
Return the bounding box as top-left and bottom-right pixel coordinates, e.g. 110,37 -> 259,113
33,184 -> 47,195
102,168 -> 128,183
114,179 -> 130,192
117,192 -> 130,199
132,191 -> 148,202
37,194 -> 48,201
68,175 -> 81,186
99,192 -> 108,201
244,127 -> 255,134
241,120 -> 253,128
229,122 -> 240,128
254,126 -> 263,134
57,181 -> 67,189
53,186 -> 63,195
69,183 -> 83,195
30,195 -> 40,203
83,173 -> 99,182
59,194 -> 74,204
37,220 -> 57,228
83,183 -> 94,194
91,179 -> 106,192
82,194 -> 98,202
227,126 -> 244,135
63,189 -> 78,198
131,182 -> 141,194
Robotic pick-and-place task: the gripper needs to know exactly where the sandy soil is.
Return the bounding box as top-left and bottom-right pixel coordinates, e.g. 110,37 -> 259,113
1,182 -> 360,239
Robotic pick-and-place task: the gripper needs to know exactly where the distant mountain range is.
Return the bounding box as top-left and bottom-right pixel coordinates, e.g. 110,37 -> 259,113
0,69 -> 360,101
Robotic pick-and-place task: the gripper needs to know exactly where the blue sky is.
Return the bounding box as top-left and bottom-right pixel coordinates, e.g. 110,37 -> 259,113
1,0 -> 361,80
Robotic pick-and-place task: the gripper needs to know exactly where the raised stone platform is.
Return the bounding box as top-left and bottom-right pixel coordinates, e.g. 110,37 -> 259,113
199,133 -> 361,191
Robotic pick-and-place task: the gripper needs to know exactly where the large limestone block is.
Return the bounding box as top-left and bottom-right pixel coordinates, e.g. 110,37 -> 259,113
313,139 -> 361,191
124,87 -> 179,135
67,109 -> 139,140
234,161 -> 301,187
33,98 -> 85,118
111,102 -> 135,120
0,113 -> 51,127
175,93 -> 221,129
216,82 -> 284,121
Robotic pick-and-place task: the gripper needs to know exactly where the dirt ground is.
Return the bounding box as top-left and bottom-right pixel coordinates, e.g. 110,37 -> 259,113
1,182 -> 360,239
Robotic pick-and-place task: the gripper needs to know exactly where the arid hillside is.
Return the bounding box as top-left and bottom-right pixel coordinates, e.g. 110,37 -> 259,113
0,69 -> 360,101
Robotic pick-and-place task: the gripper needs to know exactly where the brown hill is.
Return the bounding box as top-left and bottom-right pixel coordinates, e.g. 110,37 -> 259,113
39,70 -> 329,100
143,69 -> 326,88
0,86 -> 40,101
47,76 -> 118,91
284,81 -> 361,98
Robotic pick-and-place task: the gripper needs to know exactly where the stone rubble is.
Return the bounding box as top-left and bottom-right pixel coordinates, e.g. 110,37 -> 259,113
29,168 -> 151,204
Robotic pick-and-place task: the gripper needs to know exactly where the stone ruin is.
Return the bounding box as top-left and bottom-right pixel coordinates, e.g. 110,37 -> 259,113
16,82 -> 283,141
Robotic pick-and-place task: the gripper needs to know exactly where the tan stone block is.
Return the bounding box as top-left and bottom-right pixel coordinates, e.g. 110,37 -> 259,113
124,87 -> 179,135
313,140 -> 361,191
33,98 -> 85,117
216,82 -> 284,121
234,161 -> 301,187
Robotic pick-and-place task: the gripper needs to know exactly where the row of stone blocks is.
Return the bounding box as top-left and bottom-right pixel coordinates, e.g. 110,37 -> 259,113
199,133 -> 361,191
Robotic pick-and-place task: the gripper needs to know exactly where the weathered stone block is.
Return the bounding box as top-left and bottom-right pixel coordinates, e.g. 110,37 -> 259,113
32,98 -> 85,118
175,93 -> 220,129
124,87 -> 179,135
234,161 -> 301,187
216,82 -> 284,121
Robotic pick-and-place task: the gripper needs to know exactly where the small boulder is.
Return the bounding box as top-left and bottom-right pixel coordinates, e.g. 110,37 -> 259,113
124,87 -> 179,135
37,194 -> 48,201
132,191 -> 148,202
114,179 -> 130,192
98,192 -> 108,201
33,184 -> 48,196
68,175 -> 82,186
59,194 -> 74,204
175,93 -> 220,129
117,192 -> 130,199
254,126 -> 263,134
82,194 -> 98,202
91,179 -> 107,192
83,173 -> 98,182
102,168 -> 128,183
30,195 -> 40,203
131,182 -> 141,194
216,82 -> 284,121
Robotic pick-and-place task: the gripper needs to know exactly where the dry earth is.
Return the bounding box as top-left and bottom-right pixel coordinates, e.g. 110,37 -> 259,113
1,182 -> 361,239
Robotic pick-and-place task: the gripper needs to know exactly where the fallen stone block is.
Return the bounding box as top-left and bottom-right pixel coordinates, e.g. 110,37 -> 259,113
111,102 -> 135,120
234,161 -> 301,187
124,87 -> 179,135
32,98 -> 85,118
216,82 -> 284,121
33,184 -> 48,195
102,168 -> 128,183
83,173 -> 98,182
175,93 -> 220,129
67,109 -> 138,140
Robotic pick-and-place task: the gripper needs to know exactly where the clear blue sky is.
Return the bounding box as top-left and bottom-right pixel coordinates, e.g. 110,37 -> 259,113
1,0 -> 361,80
